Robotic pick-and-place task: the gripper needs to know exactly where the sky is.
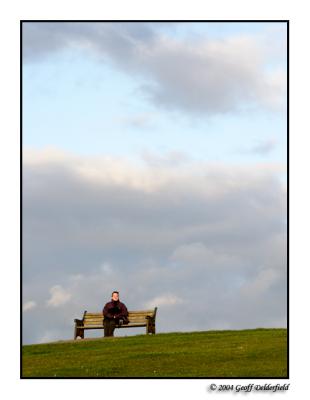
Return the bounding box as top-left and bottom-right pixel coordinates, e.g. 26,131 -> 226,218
22,21 -> 287,344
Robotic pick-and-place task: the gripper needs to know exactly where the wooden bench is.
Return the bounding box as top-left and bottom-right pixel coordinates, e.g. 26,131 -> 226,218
74,307 -> 157,339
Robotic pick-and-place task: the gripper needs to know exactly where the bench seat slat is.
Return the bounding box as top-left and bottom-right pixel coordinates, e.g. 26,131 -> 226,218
79,323 -> 149,329
84,316 -> 154,320
84,318 -> 150,322
84,316 -> 152,320
84,317 -> 154,320
84,320 -> 102,323
84,317 -> 154,322
83,320 -> 150,324
84,311 -> 155,316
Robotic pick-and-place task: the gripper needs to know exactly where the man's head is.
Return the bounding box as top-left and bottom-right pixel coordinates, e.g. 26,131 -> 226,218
111,291 -> 119,301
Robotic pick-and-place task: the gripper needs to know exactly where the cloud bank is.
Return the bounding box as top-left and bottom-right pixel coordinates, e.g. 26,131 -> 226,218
23,148 -> 287,344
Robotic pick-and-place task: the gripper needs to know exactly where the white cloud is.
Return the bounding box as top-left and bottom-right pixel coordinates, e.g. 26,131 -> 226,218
145,293 -> 185,309
23,300 -> 37,312
171,242 -> 215,264
119,113 -> 155,129
23,147 -> 285,194
38,330 -> 62,344
46,285 -> 72,308
241,268 -> 280,297
237,139 -> 278,156
141,150 -> 190,168
100,262 -> 113,275
136,33 -> 286,114
69,274 -> 84,281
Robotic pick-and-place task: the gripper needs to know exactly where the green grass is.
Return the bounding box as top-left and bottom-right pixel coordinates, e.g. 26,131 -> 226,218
22,328 -> 287,378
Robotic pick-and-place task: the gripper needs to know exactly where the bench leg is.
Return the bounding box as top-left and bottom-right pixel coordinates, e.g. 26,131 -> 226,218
79,329 -> 85,339
146,320 -> 156,334
74,326 -> 84,340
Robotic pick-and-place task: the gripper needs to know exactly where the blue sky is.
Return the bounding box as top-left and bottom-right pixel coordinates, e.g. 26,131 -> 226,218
23,22 -> 287,165
23,22 -> 287,344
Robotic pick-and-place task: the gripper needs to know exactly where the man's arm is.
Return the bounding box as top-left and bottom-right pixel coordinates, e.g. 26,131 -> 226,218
115,303 -> 128,318
103,303 -> 114,319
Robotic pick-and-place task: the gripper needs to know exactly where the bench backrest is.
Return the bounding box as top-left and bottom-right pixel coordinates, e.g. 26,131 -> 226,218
126,309 -> 157,325
82,312 -> 103,327
82,308 -> 157,327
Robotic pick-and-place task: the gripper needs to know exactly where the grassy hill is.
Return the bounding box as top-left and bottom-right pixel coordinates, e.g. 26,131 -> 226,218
22,328 -> 287,378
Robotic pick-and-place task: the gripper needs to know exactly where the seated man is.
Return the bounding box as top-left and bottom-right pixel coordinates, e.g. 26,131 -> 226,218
102,291 -> 129,337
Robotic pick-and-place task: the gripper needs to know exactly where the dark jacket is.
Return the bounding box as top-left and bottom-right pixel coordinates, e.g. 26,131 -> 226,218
102,300 -> 129,324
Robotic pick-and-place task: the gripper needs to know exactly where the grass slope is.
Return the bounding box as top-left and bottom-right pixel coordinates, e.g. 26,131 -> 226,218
22,328 -> 287,378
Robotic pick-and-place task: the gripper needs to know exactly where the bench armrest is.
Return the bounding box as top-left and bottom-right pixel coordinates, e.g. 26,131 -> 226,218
146,308 -> 157,321
74,318 -> 83,326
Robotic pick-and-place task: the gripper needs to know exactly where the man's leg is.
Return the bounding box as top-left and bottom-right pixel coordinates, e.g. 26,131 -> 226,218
109,319 -> 116,336
104,318 -> 111,337
104,318 -> 116,337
